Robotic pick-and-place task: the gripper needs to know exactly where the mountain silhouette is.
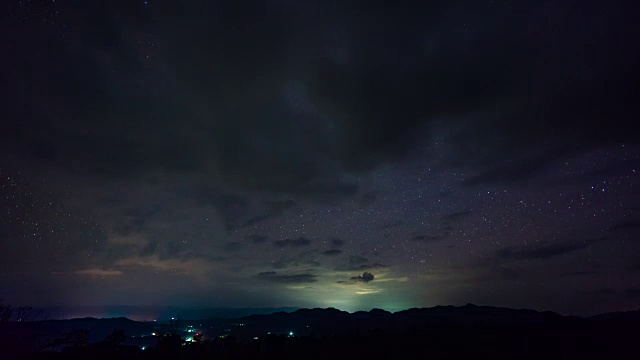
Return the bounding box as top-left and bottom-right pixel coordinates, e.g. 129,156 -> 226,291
2,305 -> 639,358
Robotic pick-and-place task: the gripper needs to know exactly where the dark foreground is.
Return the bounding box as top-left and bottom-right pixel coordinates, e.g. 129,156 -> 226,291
2,305 -> 638,359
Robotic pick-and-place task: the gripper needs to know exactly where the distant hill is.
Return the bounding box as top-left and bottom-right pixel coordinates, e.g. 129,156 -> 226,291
3,304 -> 640,355
588,309 -> 640,322
222,304 -> 579,340
0,317 -> 154,352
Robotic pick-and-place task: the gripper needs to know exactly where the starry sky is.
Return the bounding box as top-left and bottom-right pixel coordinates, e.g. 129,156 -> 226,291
1,0 -> 639,315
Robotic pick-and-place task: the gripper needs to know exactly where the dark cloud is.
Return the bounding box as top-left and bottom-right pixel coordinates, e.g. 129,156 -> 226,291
112,218 -> 145,237
256,271 -> 318,284
241,200 -> 297,228
138,239 -> 187,261
271,258 -> 321,270
360,263 -> 388,270
273,237 -> 312,248
352,272 -> 375,283
594,288 -> 616,296
223,242 -> 242,252
112,206 -> 161,236
348,256 -> 369,265
189,187 -> 295,231
136,237 -> 223,263
412,235 -> 445,242
3,0 -> 638,200
248,234 -> 269,244
496,238 -> 605,261
340,260 -> 387,272
330,238 -> 345,247
112,222 -> 141,237
2,0 -> 639,314
380,221 -> 404,230
191,188 -> 249,231
627,289 -> 640,299
322,249 -> 342,256
258,271 -> 277,276
338,272 -> 375,284
498,266 -> 527,281
607,220 -> 640,232
442,210 -> 473,221
356,191 -> 379,207
539,157 -> 640,190
563,271 -> 597,277
464,151 -> 562,186
139,239 -> 159,258
291,182 -> 359,202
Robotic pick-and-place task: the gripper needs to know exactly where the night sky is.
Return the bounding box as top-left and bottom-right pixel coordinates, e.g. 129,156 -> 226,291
1,0 -> 639,315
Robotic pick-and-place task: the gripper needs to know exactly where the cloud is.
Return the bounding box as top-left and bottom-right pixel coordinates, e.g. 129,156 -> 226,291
3,0 -> 637,201
256,271 -> 318,284
627,289 -> 640,299
352,272 -> 375,283
248,234 -> 269,244
273,237 -> 312,248
380,221 -> 404,230
358,263 -> 388,270
339,275 -> 402,293
330,238 -> 345,247
337,258 -> 388,271
112,206 -> 160,236
356,191 -> 379,206
258,271 -> 277,276
190,190 -> 296,232
608,220 -> 640,232
497,266 -> 527,280
3,0 -> 638,312
271,257 -> 321,270
464,151 -> 560,186
322,249 -> 342,256
496,238 -> 604,261
563,271 -> 597,277
138,238 -> 204,261
112,221 -> 143,237
355,289 -> 382,295
338,272 -> 379,285
412,235 -> 445,242
223,242 -> 242,252
594,288 -> 616,296
442,210 -> 473,221
190,188 -> 249,231
69,268 -> 123,277
348,255 -> 369,264
114,255 -> 211,274
241,200 -> 297,228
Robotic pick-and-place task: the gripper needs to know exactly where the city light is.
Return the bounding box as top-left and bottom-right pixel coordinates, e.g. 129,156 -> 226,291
140,346 -> 146,351
289,331 -> 294,336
